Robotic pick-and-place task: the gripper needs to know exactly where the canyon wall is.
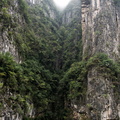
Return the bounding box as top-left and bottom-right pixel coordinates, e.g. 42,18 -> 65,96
82,0 -> 120,119
0,0 -> 58,62
0,0 -> 120,119
62,0 -> 81,25
0,0 -> 58,119
0,0 -> 24,63
82,0 -> 120,60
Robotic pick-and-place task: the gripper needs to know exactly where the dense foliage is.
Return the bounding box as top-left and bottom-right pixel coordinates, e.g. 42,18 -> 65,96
0,0 -> 119,120
0,0 -> 82,119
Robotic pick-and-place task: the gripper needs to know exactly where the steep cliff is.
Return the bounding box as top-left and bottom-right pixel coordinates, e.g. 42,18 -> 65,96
0,0 -> 27,63
0,0 -> 58,62
82,0 -> 120,60
0,0 -> 82,119
0,0 -> 59,119
0,0 -> 120,120
62,0 -> 81,25
82,0 -> 120,119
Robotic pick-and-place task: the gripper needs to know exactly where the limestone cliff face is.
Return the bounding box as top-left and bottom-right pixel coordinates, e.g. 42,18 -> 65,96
62,0 -> 81,25
0,0 -> 23,63
0,0 -> 58,62
0,1 -> 32,119
0,0 -> 58,119
0,0 -> 120,119
82,0 -> 120,119
82,0 -> 120,60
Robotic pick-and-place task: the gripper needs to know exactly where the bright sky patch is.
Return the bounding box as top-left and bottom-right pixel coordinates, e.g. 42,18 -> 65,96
53,0 -> 71,9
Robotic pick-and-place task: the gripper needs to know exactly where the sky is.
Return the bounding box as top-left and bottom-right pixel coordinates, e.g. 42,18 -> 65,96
53,0 -> 71,9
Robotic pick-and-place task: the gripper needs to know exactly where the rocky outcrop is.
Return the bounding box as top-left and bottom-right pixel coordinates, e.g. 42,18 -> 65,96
0,0 -> 58,62
0,0 -> 22,63
87,68 -> 118,120
0,0 -> 32,119
0,0 -> 59,119
82,0 -> 120,119
82,0 -> 120,60
0,30 -> 20,63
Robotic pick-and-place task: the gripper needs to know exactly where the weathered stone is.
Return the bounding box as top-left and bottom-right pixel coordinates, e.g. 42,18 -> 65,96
82,0 -> 120,60
87,68 -> 118,120
82,0 -> 120,119
62,0 -> 81,25
0,0 -> 22,63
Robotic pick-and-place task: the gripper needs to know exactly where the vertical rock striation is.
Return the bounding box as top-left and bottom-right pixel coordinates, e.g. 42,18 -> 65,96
0,0 -> 58,119
82,0 -> 120,119
82,0 -> 120,60
62,0 -> 81,25
0,0 -> 23,63
0,0 -> 120,119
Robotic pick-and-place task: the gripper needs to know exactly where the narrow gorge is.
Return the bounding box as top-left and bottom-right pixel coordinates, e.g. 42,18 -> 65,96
0,0 -> 120,120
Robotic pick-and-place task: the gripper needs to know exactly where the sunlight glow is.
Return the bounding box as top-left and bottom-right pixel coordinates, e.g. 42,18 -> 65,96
53,0 -> 71,9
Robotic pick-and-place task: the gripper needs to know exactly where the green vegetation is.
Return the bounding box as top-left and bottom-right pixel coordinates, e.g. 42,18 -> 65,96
0,52 -> 53,118
1,52 -> 119,120
62,61 -> 87,100
0,0 -> 119,120
86,53 -> 120,102
18,0 -> 30,23
61,53 -> 120,119
0,0 -> 82,119
0,52 -> 30,115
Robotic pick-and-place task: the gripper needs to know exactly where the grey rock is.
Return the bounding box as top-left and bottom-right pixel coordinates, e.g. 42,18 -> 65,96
82,0 -> 120,119
62,0 -> 81,25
